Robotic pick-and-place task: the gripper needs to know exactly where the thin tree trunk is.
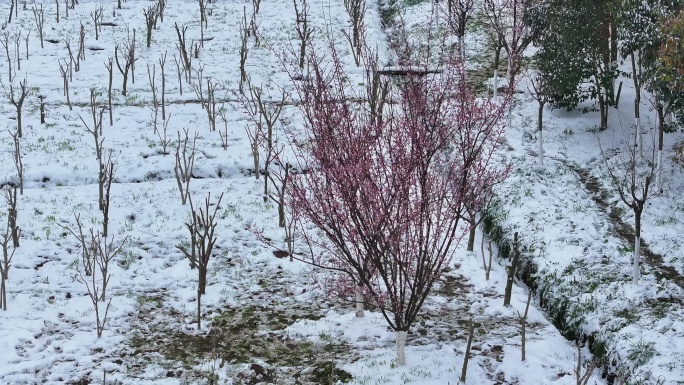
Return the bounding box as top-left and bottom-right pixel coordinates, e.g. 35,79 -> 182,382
538,102 -> 544,166
355,284 -> 364,317
466,224 -> 476,251
634,211 -> 641,285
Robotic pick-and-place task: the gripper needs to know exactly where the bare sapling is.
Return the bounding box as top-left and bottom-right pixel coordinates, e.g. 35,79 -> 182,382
249,12 -> 261,48
218,106 -> 229,150
174,23 -> 191,82
100,154 -> 115,237
159,51 -> 166,120
238,8 -> 249,94
130,29 -> 137,84
57,214 -> 93,275
65,0 -> 69,18
174,128 -> 198,205
198,0 -> 206,47
39,95 -> 45,124
443,0 -> 474,61
80,89 -> 105,210
6,78 -> 30,138
104,58 -> 113,125
91,6 -> 103,40
9,130 -> 23,196
190,67 -> 218,132
481,236 -> 493,280
143,4 -> 159,48
65,37 -> 79,72
197,192 -> 222,295
173,53 -> 183,95
23,29 -> 29,61
1,32 -> 13,83
599,124 -> 661,285
574,342 -> 596,385
147,63 -> 160,133
293,0 -> 313,70
243,82 -> 286,201
528,72 -> 548,166
503,232 -> 520,306
59,59 -> 72,110
181,192 -> 223,296
76,230 -> 113,338
366,51 -> 390,126
12,32 -> 20,71
253,0 -> 261,14
78,22 -> 85,62
118,0 -> 121,9
0,189 -> 17,310
55,0 -> 59,23
342,0 -> 365,66
4,186 -> 19,248
460,318 -> 475,383
7,0 -> 15,24
157,0 -> 166,22
32,5 -> 44,49
245,120 -> 261,179
518,290 -> 532,361
114,35 -> 137,96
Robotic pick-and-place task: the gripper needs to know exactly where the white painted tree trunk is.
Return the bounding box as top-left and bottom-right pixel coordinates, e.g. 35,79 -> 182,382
460,37 -> 466,63
657,149 -> 663,191
538,129 -> 544,166
396,330 -> 407,366
493,69 -> 498,99
634,235 -> 640,285
355,285 -> 364,317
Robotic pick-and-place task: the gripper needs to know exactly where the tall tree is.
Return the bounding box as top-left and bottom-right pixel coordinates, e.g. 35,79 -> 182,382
531,0 -> 621,130
288,32 -> 509,365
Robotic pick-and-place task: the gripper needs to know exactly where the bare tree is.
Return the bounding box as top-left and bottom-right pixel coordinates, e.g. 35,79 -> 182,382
104,58 -> 113,125
527,71 -> 549,166
114,34 -> 137,96
600,125 -> 662,285
8,130 -> 22,195
240,81 -> 287,201
6,79 -> 30,138
80,89 -> 106,211
147,63 -> 160,131
3,186 -> 19,247
65,36 -> 80,72
143,4 -> 159,48
173,53 -> 183,95
238,8 -> 249,94
55,0 -> 59,23
443,0 -> 475,61
78,22 -> 86,62
460,318 -> 475,382
293,0 -> 313,70
174,23 -> 191,82
32,5 -> 44,49
342,0 -> 365,66
189,66 -> 219,132
100,154 -> 115,237
91,5 -> 103,41
518,290 -> 532,361
174,129 -> 198,205
157,0 -> 166,22
59,59 -> 72,110
23,29 -> 30,61
503,232 -> 521,306
63,214 -> 125,337
6,1 -> 15,24
0,189 -> 17,310
177,192 -> 223,297
253,0 -> 261,14
159,51 -> 167,120
12,32 -> 20,71
1,32 -> 14,83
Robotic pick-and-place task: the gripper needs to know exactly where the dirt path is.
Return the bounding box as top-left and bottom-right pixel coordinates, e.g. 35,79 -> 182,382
538,151 -> 684,289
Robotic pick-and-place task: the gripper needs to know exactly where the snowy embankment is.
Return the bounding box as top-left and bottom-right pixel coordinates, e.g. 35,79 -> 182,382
488,66 -> 684,383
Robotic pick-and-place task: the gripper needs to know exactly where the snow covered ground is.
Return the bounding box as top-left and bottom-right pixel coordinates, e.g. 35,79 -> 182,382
1,0 -> 677,384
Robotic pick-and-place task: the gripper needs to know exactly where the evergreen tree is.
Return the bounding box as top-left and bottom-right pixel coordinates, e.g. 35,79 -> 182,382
531,0 -> 621,130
